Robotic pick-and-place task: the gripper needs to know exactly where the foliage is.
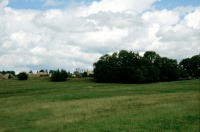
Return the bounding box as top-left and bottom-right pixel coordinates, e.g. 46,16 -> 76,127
18,72 -> 28,80
82,72 -> 88,77
49,70 -> 56,74
179,54 -> 200,78
178,66 -> 189,79
156,57 -> 180,81
51,69 -> 68,82
8,74 -> 11,79
94,50 -> 182,83
0,70 -> 15,75
39,69 -> 44,72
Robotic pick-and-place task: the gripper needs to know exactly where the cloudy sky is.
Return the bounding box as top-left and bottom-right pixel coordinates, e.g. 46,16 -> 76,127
0,0 -> 200,73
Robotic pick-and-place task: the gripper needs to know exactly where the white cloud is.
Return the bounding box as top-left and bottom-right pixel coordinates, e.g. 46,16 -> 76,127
88,0 -> 159,15
0,0 -> 199,73
83,27 -> 129,43
30,46 -> 47,56
142,9 -> 180,25
184,7 -> 200,29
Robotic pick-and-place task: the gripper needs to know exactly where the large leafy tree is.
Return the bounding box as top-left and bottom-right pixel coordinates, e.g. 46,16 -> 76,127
143,51 -> 160,63
117,50 -> 141,83
179,58 -> 191,75
142,51 -> 160,82
179,54 -> 200,78
94,50 -> 182,83
157,57 -> 180,81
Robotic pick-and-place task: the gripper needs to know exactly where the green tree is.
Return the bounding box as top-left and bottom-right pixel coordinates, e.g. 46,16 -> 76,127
158,57 -> 179,81
18,72 -> 28,80
40,69 -> 44,72
8,74 -> 11,79
2,70 -> 6,75
142,52 -> 160,82
178,66 -> 189,79
94,50 -> 182,83
144,51 -> 160,63
94,54 -> 109,82
51,69 -> 68,82
179,54 -> 200,78
179,58 -> 191,75
49,70 -> 55,74
134,68 -> 145,83
94,50 -> 149,83
190,54 -> 200,78
82,72 -> 88,77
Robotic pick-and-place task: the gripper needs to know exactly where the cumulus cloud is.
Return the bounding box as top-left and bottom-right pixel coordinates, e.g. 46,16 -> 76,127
0,0 -> 199,73
184,7 -> 200,29
142,9 -> 180,25
88,0 -> 159,14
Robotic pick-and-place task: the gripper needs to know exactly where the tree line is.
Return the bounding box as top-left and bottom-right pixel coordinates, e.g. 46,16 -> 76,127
0,71 -> 15,76
1,50 -> 199,83
94,50 -> 200,83
17,69 -> 90,82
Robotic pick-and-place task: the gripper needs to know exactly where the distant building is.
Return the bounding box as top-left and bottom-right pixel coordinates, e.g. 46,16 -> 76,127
36,72 -> 48,77
3,74 -> 10,79
87,71 -> 94,76
28,73 -> 35,78
0,73 -> 3,79
0,73 -> 15,79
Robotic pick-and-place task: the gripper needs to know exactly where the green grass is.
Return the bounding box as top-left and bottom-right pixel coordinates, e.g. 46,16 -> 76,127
0,78 -> 199,132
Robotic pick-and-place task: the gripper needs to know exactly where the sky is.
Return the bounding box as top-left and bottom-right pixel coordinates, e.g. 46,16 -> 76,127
0,0 -> 200,73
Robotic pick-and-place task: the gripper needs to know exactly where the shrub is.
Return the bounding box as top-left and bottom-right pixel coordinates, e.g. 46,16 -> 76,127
18,72 -> 28,80
51,69 -> 68,82
8,74 -> 11,79
82,72 -> 88,77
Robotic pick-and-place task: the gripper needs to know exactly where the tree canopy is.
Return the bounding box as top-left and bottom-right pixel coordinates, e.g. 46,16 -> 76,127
94,50 -> 197,83
179,54 -> 200,78
51,69 -> 68,82
18,72 -> 28,80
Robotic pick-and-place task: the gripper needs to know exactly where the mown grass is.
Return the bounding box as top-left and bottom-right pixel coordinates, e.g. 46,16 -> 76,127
0,78 -> 199,132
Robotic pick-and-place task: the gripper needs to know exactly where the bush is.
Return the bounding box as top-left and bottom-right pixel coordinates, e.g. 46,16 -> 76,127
82,72 -> 88,77
18,72 -> 28,80
8,74 -> 11,79
51,69 -> 68,82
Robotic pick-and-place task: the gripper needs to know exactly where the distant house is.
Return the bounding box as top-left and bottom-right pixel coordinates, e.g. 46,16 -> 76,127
3,74 -> 10,79
36,72 -> 48,77
28,73 -> 35,78
0,73 -> 15,79
87,71 -> 94,76
0,73 -> 3,79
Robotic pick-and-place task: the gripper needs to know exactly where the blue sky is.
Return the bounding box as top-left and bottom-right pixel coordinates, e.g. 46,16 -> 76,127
154,0 -> 200,10
7,0 -> 200,10
7,0 -> 101,10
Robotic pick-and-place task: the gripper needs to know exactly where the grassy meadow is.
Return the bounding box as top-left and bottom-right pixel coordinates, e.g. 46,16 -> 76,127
0,78 -> 199,132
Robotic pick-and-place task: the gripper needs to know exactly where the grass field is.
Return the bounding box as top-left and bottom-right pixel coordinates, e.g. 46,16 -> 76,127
0,78 -> 199,132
